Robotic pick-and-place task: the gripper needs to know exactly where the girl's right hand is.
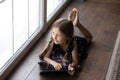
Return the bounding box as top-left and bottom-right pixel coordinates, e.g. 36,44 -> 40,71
52,61 -> 62,70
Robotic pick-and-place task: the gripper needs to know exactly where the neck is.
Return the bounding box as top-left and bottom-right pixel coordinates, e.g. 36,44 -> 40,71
60,40 -> 70,52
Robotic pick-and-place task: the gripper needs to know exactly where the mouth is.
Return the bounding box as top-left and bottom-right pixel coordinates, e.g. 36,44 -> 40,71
53,40 -> 58,44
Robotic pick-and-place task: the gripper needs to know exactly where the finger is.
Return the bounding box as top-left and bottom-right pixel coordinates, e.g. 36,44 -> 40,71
55,64 -> 62,70
57,66 -> 62,70
68,65 -> 71,70
70,67 -> 74,71
54,67 -> 58,70
54,64 -> 59,70
55,66 -> 60,70
59,64 -> 62,68
68,64 -> 74,71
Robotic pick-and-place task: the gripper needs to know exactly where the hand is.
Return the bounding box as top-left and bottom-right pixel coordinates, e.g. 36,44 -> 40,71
68,64 -> 74,71
52,61 -> 62,70
68,64 -> 75,76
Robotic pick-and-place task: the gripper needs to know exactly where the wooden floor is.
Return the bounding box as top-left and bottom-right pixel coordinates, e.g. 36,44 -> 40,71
6,0 -> 120,80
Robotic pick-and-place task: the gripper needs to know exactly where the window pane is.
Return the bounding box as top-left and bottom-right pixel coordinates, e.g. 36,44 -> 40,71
13,0 -> 28,53
29,0 -> 40,37
47,0 -> 63,18
0,0 -> 13,69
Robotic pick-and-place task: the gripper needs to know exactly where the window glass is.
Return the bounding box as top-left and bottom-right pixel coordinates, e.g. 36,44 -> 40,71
0,0 -> 13,69
13,0 -> 28,53
47,0 -> 63,18
29,0 -> 40,37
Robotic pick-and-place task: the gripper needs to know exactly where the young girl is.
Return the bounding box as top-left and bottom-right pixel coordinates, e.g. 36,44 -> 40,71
39,8 -> 92,75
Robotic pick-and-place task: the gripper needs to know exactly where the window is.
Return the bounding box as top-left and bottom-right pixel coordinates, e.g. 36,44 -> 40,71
0,0 -> 41,72
0,0 -> 69,79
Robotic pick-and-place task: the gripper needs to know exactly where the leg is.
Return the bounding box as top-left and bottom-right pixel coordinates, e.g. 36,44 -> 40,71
68,8 -> 93,44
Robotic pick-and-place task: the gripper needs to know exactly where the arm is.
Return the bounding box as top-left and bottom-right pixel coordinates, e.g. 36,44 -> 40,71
71,39 -> 79,66
68,8 -> 92,44
68,39 -> 79,71
43,42 -> 62,70
43,42 -> 54,64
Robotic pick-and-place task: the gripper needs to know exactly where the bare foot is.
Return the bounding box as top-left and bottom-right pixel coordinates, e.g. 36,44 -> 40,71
68,10 -> 76,22
68,8 -> 80,26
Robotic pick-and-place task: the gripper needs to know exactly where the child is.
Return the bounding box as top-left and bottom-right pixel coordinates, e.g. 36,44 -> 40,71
39,8 -> 92,75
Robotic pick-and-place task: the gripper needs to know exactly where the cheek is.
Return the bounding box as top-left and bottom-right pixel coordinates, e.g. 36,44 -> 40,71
56,37 -> 60,41
51,34 -> 54,39
51,33 -> 56,39
59,37 -> 66,42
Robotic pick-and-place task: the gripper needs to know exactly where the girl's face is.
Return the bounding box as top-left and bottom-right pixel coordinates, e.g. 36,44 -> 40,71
51,27 -> 68,45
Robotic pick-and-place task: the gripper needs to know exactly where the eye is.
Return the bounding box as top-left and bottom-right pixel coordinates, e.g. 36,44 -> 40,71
52,31 -> 55,35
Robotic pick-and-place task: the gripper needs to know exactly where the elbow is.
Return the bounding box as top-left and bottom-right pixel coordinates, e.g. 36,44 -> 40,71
86,34 -> 93,44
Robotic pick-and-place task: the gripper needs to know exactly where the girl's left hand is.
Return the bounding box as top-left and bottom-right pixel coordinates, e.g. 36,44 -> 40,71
68,64 -> 75,76
68,64 -> 74,71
